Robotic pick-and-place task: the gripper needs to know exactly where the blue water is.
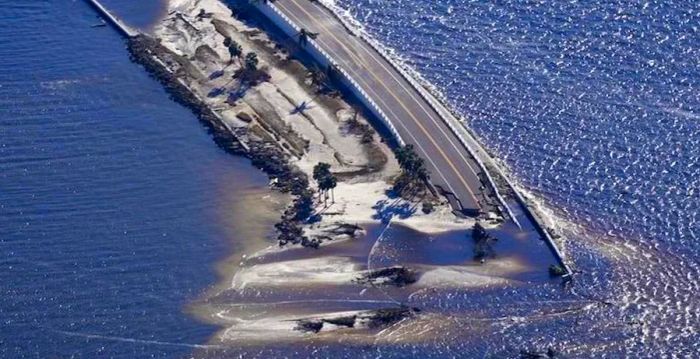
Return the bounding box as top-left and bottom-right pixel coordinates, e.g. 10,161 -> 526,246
338,0 -> 699,245
0,1 -> 269,357
2,0 -> 699,357
332,0 -> 699,356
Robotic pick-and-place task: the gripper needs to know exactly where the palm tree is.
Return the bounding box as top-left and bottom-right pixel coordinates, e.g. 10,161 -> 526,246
313,162 -> 331,199
313,162 -> 337,206
319,175 -> 338,206
228,41 -> 243,65
298,28 -> 319,46
244,52 -> 259,71
313,162 -> 331,181
307,67 -> 330,93
323,176 -> 337,204
395,144 -> 428,193
308,68 -> 326,87
326,63 -> 340,80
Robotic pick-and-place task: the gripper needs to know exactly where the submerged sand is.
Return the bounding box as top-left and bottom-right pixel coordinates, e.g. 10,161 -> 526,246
140,0 -> 557,347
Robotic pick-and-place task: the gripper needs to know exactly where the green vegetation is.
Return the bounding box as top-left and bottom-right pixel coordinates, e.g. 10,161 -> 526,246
549,264 -> 567,277
307,66 -> 337,95
276,189 -> 320,249
313,162 -> 338,206
291,189 -> 314,221
295,319 -> 323,333
227,40 -> 242,64
393,144 -> 428,196
224,40 -> 268,87
396,144 -> 428,182
232,51 -> 269,86
345,109 -> 375,144
244,52 -> 259,71
294,307 -> 417,334
297,28 -> 319,46
308,68 -> 326,89
472,222 -> 497,260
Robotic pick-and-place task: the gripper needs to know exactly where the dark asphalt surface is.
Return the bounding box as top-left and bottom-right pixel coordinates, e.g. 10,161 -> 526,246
273,0 -> 488,214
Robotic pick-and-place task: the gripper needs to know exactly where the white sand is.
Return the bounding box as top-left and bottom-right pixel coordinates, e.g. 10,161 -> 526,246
152,0 -> 475,240
153,0 -> 519,345
217,308 -> 389,342
232,253 -> 525,291
416,264 -> 522,288
232,256 -> 362,289
316,181 -> 474,233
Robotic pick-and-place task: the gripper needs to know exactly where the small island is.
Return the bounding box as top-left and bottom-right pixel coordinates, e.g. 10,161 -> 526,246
89,0 -> 571,347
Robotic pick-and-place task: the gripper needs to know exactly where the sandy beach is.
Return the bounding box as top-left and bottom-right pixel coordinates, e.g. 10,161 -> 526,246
155,0 -> 473,234
129,0 -> 555,346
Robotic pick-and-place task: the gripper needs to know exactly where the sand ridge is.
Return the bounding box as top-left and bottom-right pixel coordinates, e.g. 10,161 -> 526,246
147,0 -> 525,346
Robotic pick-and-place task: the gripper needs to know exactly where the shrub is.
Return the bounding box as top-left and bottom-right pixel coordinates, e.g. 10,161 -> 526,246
549,264 -> 567,277
472,222 -> 497,260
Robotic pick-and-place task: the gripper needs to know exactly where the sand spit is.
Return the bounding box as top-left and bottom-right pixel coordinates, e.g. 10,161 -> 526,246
232,256 -> 361,289
216,307 -> 420,343
149,0 -> 471,237
230,256 -> 519,291
126,0 -> 540,346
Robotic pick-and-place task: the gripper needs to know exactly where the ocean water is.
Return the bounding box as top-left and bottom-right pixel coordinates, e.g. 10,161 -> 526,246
331,0 -> 699,356
2,0 -> 699,358
0,1 -> 271,357
335,0 -> 699,246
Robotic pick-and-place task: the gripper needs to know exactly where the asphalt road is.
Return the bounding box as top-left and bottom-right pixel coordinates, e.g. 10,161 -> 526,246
272,0 -> 488,214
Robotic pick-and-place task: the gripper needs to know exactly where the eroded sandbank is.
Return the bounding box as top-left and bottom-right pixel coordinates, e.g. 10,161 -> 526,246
128,0 -> 560,348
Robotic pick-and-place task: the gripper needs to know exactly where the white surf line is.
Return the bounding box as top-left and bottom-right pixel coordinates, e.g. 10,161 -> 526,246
85,0 -> 139,37
52,329 -> 224,349
373,316 -> 413,339
445,302 -> 600,328
218,299 -> 399,308
366,217 -> 404,306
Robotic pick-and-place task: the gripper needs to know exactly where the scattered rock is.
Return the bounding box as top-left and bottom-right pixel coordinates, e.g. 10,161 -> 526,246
548,264 -> 567,277
364,306 -> 418,329
355,266 -> 418,287
127,35 -> 247,156
127,34 -> 314,252
295,320 -> 323,333
326,223 -> 363,236
322,315 -> 356,328
293,307 -> 418,334
236,111 -> 254,123
473,222 -> 498,260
